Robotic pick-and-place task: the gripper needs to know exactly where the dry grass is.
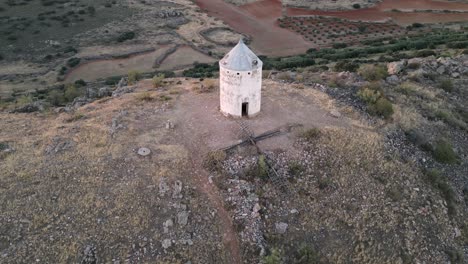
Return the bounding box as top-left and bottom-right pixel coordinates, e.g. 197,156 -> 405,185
135,91 -> 154,101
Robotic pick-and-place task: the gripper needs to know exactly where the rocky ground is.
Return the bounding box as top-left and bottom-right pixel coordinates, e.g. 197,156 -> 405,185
1,53 -> 467,263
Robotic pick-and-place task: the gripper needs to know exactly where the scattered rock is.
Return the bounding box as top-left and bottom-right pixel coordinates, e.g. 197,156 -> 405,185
251,203 -> 261,218
117,77 -> 127,88
275,222 -> 288,234
290,209 -> 298,214
161,239 -> 172,249
137,147 -> 151,156
330,109 -> 341,118
172,180 -> 183,198
454,227 -> 461,238
98,87 -> 113,98
10,102 -> 43,113
386,75 -> 400,84
81,245 -> 97,264
112,86 -> 133,97
387,61 -> 406,75
436,65 -> 446,75
165,121 -> 175,129
177,211 -> 189,226
159,178 -> 170,196
163,219 -> 173,233
44,136 -> 74,155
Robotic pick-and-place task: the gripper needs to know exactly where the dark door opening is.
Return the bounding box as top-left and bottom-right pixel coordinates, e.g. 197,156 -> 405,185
242,102 -> 248,117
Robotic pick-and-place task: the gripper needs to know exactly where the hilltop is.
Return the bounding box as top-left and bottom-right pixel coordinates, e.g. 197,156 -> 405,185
1,53 -> 467,262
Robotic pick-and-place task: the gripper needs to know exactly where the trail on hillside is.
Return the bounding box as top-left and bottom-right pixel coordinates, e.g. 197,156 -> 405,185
173,104 -> 242,264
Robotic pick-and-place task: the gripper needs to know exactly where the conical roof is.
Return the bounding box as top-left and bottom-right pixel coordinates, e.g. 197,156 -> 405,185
220,39 -> 262,71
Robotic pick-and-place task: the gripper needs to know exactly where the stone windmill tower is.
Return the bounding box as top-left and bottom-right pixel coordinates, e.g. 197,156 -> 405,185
219,39 -> 263,118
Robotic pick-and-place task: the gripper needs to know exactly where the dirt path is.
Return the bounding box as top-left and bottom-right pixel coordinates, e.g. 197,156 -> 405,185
173,92 -> 242,264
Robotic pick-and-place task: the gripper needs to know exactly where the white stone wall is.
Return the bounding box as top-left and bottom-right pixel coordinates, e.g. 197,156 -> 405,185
219,66 -> 262,117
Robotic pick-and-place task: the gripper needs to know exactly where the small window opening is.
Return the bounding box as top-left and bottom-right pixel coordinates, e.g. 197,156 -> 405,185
248,72 -> 251,75
237,72 -> 240,75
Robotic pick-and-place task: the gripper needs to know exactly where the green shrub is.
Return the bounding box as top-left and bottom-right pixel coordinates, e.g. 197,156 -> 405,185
424,169 -> 456,216
65,112 -> 85,122
262,248 -> 282,264
47,89 -> 65,106
152,73 -> 165,88
407,62 -> 420,69
301,128 -> 320,141
432,139 -> 458,164
105,76 -> 122,85
294,244 -> 320,264
438,78 -> 453,92
358,87 -> 381,104
158,95 -> 172,101
246,155 -> 269,180
203,150 -> 226,171
128,70 -> 141,85
74,79 -> 87,87
358,64 -> 388,81
64,84 -> 82,102
445,248 -> 463,264
117,31 -> 135,42
288,161 -> 304,177
16,95 -> 33,106
415,50 -> 436,57
333,43 -> 347,49
370,98 -> 394,119
67,57 -> 81,67
334,60 -> 359,72
352,3 -> 361,9
135,91 -> 153,101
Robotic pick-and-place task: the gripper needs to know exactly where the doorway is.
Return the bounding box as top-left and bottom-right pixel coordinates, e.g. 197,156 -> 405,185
242,102 -> 248,117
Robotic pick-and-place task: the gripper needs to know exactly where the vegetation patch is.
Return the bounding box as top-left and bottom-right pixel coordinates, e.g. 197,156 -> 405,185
431,139 -> 458,164
424,169 -> 457,217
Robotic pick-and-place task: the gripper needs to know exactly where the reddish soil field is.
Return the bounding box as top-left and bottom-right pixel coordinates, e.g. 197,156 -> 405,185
287,0 -> 468,25
194,0 -> 310,56
239,0 -> 282,22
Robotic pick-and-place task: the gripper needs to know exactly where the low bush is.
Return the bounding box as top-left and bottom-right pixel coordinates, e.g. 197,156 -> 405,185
152,73 -> 165,88
301,128 -> 320,141
358,86 -> 381,104
288,161 -> 304,177
294,244 -> 320,264
135,92 -> 153,101
424,169 -> 456,217
74,79 -> 87,87
16,95 -> 33,106
358,64 -> 388,81
127,70 -> 141,85
438,78 -> 454,92
370,98 -> 394,119
105,76 -> 121,85
334,60 -> 359,72
117,31 -> 135,42
203,150 -> 226,171
65,112 -> 85,122
262,248 -> 282,264
64,84 -> 82,102
245,155 -> 269,180
432,139 -> 458,164
66,57 -> 81,67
